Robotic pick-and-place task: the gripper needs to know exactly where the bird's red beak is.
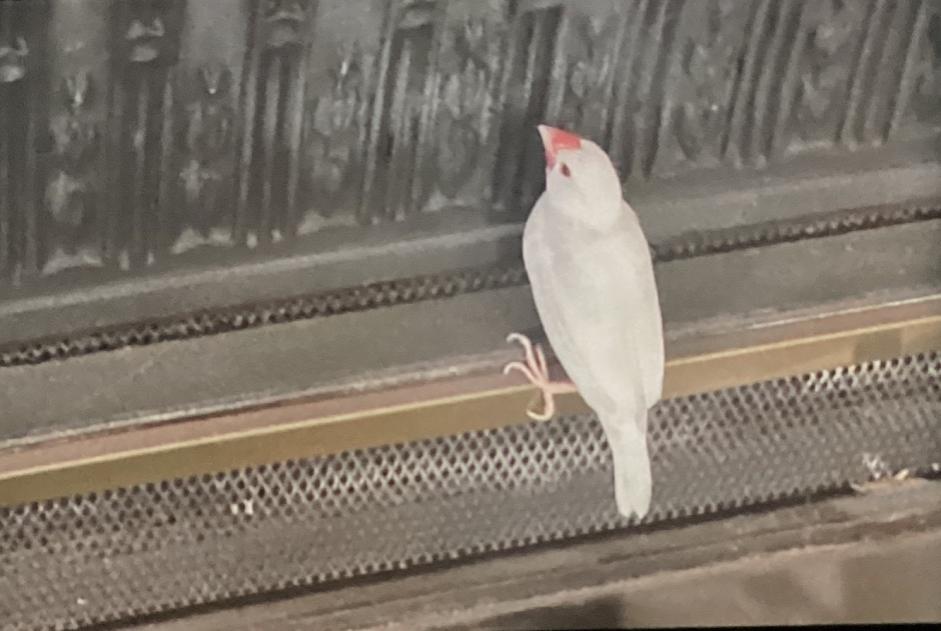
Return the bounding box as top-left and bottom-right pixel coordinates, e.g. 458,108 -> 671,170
538,125 -> 582,170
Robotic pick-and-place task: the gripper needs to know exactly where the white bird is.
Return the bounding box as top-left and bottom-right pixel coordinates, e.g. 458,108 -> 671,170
504,125 -> 664,520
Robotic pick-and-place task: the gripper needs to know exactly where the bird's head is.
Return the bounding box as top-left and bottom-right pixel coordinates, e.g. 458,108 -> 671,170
538,125 -> 623,229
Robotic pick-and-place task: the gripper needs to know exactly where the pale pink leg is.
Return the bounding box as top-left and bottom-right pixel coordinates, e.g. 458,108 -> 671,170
503,333 -> 574,421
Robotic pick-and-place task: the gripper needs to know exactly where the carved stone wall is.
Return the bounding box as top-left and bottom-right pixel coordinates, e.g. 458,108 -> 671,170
0,0 -> 939,338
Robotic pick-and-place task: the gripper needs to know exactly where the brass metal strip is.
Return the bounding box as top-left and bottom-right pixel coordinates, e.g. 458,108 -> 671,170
2,295 -> 941,507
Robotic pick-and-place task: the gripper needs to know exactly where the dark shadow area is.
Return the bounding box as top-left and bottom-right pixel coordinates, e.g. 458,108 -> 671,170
449,597 -> 626,631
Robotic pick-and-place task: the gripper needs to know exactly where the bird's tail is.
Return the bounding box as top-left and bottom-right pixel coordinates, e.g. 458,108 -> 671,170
601,410 -> 652,520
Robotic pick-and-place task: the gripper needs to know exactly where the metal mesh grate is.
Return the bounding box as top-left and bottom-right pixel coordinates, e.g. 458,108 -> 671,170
2,353 -> 940,630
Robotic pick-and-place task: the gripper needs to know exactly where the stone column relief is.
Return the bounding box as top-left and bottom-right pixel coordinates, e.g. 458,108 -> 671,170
0,0 -> 937,290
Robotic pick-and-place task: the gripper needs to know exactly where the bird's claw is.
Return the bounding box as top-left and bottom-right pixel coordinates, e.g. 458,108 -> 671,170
503,332 -> 557,422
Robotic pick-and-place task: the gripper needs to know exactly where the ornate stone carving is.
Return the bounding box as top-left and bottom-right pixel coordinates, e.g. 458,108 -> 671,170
364,0 -> 440,223
302,44 -> 370,224
237,0 -> 311,247
44,71 -> 103,273
113,0 -> 183,269
668,0 -> 751,168
125,13 -> 168,64
432,17 -> 494,203
556,11 -> 621,142
263,0 -> 307,50
173,63 -> 235,253
0,36 -> 28,85
0,0 -> 937,307
792,0 -> 868,148
491,1 -> 561,213
0,17 -> 40,281
912,4 -> 941,123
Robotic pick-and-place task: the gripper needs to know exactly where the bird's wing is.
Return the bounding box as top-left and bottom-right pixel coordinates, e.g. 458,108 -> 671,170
621,200 -> 664,406
523,197 -> 664,420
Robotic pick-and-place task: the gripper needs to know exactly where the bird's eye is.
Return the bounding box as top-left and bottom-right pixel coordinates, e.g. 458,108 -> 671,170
560,163 -> 571,177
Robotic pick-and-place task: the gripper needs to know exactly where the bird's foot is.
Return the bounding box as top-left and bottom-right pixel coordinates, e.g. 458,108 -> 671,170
503,332 -> 573,422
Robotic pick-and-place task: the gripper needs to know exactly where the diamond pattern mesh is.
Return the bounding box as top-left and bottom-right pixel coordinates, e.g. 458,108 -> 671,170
2,353 -> 940,630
